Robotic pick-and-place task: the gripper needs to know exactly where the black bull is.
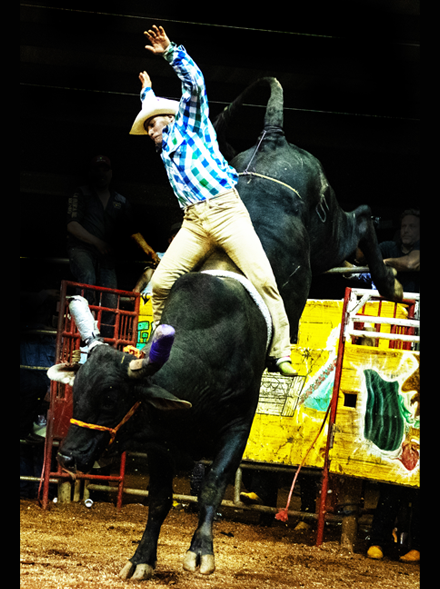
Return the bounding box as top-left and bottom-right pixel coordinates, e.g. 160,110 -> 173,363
50,78 -> 402,582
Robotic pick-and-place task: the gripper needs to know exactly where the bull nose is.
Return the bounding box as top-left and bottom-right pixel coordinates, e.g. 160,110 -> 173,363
57,451 -> 76,472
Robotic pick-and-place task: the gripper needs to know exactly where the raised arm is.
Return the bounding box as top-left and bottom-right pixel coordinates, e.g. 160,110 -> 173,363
139,70 -> 152,90
142,25 -> 209,134
144,25 -> 171,55
143,25 -> 204,95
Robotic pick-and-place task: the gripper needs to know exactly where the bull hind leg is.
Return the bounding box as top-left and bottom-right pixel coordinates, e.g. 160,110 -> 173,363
183,428 -> 251,575
353,205 -> 403,301
119,450 -> 174,581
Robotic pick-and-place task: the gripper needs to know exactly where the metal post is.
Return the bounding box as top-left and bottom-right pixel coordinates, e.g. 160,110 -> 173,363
316,286 -> 350,546
116,451 -> 127,510
41,281 -> 68,510
234,467 -> 243,506
40,406 -> 54,510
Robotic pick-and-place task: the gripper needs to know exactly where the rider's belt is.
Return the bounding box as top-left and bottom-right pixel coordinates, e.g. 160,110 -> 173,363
185,187 -> 239,210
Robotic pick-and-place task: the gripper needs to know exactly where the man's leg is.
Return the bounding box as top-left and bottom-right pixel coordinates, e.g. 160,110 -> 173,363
151,210 -> 214,324
68,247 -> 97,305
98,262 -> 118,339
205,190 -> 294,371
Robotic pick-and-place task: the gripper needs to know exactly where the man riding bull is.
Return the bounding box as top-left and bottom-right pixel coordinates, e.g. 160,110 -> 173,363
129,25 -> 296,376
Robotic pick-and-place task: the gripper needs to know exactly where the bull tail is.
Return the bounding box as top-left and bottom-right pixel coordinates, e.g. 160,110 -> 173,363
213,77 -> 284,160
262,77 -> 284,130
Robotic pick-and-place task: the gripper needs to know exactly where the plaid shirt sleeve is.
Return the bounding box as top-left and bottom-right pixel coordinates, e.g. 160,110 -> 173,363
158,43 -> 238,208
163,42 -> 208,134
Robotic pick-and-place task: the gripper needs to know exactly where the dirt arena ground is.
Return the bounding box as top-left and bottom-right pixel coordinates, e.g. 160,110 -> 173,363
20,469 -> 420,589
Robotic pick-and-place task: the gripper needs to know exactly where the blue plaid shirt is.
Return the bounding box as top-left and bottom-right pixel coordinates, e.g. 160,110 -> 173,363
141,43 -> 238,209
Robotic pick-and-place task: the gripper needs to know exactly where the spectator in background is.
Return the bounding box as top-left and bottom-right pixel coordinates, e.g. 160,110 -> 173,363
367,484 -> 420,563
347,209 -> 420,294
379,209 -> 420,293
67,155 -> 160,294
67,155 -> 160,337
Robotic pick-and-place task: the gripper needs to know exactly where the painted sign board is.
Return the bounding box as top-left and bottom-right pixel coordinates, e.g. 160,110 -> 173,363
243,298 -> 420,488
137,295 -> 154,350
329,343 -> 419,487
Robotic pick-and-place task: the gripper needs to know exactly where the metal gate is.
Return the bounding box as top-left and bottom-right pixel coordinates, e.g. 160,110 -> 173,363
40,280 -> 140,509
316,287 -> 420,545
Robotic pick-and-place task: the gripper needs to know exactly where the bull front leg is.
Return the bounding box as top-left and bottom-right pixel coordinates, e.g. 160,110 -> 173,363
183,427 -> 250,575
119,450 -> 174,581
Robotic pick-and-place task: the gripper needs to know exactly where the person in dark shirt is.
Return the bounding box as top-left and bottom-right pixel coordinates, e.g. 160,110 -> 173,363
348,209 -> 420,294
66,155 -> 159,292
379,209 -> 420,293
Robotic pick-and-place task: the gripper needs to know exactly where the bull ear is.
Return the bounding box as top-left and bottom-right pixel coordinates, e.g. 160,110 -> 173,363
142,384 -> 192,411
47,363 -> 80,386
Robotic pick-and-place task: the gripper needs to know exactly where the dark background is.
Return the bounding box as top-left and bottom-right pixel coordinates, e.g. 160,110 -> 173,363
20,0 -> 419,294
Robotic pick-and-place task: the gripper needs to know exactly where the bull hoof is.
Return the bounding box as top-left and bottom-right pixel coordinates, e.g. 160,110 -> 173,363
132,564 -> 155,581
119,561 -> 155,581
393,278 -> 404,300
385,269 -> 403,301
119,562 -> 135,580
182,551 -> 215,575
200,554 -> 216,575
183,551 -> 198,572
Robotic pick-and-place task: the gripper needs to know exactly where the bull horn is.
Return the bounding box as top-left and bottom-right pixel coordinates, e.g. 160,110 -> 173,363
68,296 -> 102,347
128,324 -> 175,378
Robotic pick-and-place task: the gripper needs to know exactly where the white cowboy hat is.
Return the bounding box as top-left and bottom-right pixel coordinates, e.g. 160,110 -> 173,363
129,95 -> 179,135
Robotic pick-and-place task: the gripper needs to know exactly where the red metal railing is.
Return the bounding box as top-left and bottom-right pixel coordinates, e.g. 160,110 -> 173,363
40,281 -> 140,509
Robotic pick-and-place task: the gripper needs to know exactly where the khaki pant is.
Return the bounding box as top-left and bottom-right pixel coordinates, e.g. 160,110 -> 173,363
151,188 -> 291,359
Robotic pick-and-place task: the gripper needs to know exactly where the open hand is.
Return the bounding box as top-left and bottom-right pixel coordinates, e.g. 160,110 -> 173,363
144,25 -> 171,54
139,70 -> 152,89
